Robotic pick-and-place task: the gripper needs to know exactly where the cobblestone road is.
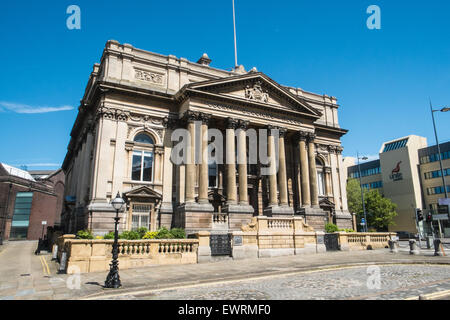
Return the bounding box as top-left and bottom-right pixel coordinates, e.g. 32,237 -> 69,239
122,265 -> 450,300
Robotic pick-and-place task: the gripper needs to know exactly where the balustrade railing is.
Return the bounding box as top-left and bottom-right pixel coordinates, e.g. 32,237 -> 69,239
213,213 -> 228,225
267,218 -> 293,229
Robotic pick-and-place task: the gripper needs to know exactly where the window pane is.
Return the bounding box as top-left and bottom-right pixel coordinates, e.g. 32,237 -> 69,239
143,152 -> 153,182
134,133 -> 154,144
132,153 -> 142,181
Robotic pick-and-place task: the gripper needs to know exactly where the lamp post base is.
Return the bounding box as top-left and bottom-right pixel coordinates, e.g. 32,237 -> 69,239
104,265 -> 121,288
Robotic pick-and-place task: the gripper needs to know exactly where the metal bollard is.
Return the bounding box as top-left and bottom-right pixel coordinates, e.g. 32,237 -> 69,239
409,239 -> 420,255
426,236 -> 432,249
388,240 -> 398,253
52,244 -> 58,260
433,239 -> 443,256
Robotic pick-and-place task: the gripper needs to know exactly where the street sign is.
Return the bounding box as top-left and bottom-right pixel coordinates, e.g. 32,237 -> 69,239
41,221 -> 47,225
432,214 -> 448,221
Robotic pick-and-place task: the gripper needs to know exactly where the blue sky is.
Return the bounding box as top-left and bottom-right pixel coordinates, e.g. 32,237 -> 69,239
0,0 -> 449,170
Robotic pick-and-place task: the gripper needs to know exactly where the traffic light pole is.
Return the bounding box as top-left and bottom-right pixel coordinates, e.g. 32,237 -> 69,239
414,209 -> 422,248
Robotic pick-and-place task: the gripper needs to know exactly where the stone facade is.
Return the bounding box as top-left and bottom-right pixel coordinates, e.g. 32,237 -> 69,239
61,40 -> 351,236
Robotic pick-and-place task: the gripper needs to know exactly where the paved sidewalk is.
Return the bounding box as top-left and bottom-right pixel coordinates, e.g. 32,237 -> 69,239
0,241 -> 449,300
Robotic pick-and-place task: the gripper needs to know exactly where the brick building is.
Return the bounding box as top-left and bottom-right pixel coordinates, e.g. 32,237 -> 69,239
0,164 -> 65,241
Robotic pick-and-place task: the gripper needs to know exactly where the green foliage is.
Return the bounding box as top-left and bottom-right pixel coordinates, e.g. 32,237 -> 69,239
136,227 -> 149,239
119,230 -> 141,240
100,227 -> 186,240
142,231 -> 158,239
155,226 -> 174,239
170,228 -> 186,239
364,189 -> 398,231
325,223 -> 339,233
341,228 -> 355,233
347,178 -> 397,231
347,178 -> 364,216
103,231 -> 115,239
76,229 -> 94,239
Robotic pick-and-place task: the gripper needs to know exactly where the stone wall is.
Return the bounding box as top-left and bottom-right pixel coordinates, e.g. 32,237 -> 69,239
57,235 -> 199,274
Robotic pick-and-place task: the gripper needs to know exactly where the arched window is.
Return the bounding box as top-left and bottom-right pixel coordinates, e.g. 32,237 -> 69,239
134,133 -> 154,145
131,133 -> 155,182
316,158 -> 326,196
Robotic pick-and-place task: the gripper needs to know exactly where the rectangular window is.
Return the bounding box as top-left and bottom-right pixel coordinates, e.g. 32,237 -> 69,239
131,204 -> 151,230
10,192 -> 33,239
131,150 -> 153,182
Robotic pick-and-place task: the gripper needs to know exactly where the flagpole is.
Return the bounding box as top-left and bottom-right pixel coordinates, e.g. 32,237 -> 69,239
232,0 -> 238,68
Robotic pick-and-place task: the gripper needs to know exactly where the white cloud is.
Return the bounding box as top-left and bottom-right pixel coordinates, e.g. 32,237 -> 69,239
0,101 -> 74,114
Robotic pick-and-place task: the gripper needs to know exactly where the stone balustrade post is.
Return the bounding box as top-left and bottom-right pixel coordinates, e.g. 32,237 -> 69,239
196,231 -> 211,263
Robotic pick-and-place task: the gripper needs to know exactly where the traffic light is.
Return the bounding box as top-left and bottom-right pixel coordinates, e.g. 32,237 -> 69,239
416,209 -> 423,221
426,213 -> 432,223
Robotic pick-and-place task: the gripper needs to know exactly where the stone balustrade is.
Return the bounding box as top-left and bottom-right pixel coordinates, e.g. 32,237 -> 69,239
233,216 -> 324,258
57,237 -> 199,274
337,232 -> 396,251
213,213 -> 228,225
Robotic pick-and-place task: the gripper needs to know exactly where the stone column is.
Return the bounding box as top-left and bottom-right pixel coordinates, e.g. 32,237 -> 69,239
225,118 -> 238,205
324,167 -> 332,196
198,114 -> 210,204
299,132 -> 310,207
267,127 -> 278,207
278,129 -> 289,207
161,117 -> 176,220
308,133 -> 319,207
237,121 -> 249,205
185,115 -> 196,203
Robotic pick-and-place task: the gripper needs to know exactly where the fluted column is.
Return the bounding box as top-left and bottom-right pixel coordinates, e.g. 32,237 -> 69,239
226,118 -> 238,204
308,133 -> 319,207
299,132 -> 310,207
161,117 -> 177,213
198,114 -> 210,204
324,167 -> 332,196
267,126 -> 278,207
185,114 -> 196,203
237,120 -> 249,205
278,129 -> 289,207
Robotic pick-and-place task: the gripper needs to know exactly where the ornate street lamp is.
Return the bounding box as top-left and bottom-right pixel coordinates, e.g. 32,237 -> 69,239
357,152 -> 369,232
104,191 -> 125,289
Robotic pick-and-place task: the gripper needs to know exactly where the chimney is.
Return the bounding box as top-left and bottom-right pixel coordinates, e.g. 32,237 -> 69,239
197,53 -> 212,66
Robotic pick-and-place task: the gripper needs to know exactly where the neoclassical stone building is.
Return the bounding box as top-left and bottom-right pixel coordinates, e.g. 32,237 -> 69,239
61,40 -> 351,235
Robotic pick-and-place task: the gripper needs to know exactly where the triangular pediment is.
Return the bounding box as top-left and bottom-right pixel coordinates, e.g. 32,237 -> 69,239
123,186 -> 162,199
183,72 -> 321,119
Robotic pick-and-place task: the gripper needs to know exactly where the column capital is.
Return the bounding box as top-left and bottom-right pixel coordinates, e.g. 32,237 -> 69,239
198,112 -> 212,125
278,127 -> 287,138
327,145 -> 337,154
182,110 -> 200,123
324,167 -> 332,174
335,146 -> 344,154
226,117 -> 240,129
162,116 -> 179,130
307,132 -> 316,142
237,119 -> 250,130
297,131 -> 309,141
266,125 -> 280,136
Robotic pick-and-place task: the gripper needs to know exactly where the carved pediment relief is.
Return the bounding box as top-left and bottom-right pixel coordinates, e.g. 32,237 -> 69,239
182,73 -> 321,119
123,186 -> 162,200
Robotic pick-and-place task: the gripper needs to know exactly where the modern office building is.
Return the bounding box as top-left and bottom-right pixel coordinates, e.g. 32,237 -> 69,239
61,40 -> 352,236
346,136 -> 450,236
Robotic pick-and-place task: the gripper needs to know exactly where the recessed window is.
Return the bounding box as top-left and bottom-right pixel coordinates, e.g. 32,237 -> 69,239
10,192 -> 33,239
208,161 -> 218,188
134,133 -> 154,145
132,150 -> 153,182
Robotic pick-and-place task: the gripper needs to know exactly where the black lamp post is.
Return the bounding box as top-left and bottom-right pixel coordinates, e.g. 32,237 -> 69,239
357,152 -> 369,232
430,101 -> 449,199
105,192 -> 125,289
